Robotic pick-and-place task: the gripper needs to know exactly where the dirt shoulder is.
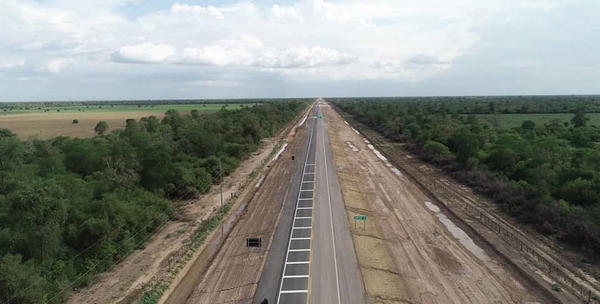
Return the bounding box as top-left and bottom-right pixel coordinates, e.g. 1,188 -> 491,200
334,105 -> 600,303
66,108 -> 311,304
324,103 -> 548,304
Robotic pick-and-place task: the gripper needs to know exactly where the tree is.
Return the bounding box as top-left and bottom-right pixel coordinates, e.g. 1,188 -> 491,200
521,120 -> 536,130
72,119 -> 79,124
94,121 -> 109,135
571,109 -> 589,128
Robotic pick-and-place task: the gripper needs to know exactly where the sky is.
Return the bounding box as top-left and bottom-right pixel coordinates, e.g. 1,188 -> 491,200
0,0 -> 598,101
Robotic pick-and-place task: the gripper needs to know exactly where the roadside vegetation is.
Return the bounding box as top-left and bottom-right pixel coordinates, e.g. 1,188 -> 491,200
0,101 -> 307,303
332,96 -> 600,263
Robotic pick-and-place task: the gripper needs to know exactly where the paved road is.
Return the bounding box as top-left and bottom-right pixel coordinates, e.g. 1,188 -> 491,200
310,101 -> 364,304
255,100 -> 364,304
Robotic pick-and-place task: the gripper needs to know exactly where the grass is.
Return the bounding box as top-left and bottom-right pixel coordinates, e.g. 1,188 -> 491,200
477,113 -> 600,128
0,103 -> 248,115
551,283 -> 563,292
0,104 -> 248,139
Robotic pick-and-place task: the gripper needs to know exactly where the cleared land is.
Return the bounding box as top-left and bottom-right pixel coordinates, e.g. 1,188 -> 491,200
0,104 -> 244,139
323,103 -> 547,304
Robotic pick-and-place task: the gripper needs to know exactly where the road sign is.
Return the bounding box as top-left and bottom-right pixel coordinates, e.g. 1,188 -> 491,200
246,238 -> 262,247
353,215 -> 367,230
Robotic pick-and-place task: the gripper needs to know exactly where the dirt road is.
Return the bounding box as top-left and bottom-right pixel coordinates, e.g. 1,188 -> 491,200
322,103 -> 543,304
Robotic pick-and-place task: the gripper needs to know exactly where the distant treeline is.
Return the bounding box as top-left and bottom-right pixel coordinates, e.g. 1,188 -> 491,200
0,101 -> 308,303
332,96 -> 600,264
332,95 -> 600,114
0,98 -> 313,109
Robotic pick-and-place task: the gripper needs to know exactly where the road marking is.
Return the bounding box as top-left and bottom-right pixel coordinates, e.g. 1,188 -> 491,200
299,189 -> 313,192
283,275 -> 309,278
294,217 -> 312,219
293,227 -> 311,229
277,117 -> 315,304
298,198 -> 313,201
289,249 -> 311,252
301,181 -> 314,184
305,164 -> 316,166
279,290 -> 309,294
321,117 -> 342,304
290,237 -> 311,240
297,207 -> 313,209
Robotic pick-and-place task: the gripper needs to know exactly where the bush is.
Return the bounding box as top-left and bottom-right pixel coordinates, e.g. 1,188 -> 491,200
72,119 -> 79,124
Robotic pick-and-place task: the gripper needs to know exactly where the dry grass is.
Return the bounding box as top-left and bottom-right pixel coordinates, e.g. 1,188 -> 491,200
0,111 -> 162,139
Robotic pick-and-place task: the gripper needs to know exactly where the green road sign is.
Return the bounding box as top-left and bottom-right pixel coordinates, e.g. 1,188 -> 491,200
354,215 -> 367,221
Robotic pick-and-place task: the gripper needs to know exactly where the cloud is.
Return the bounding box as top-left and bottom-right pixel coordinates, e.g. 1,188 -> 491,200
170,3 -> 224,19
39,58 -> 72,73
111,43 -> 176,64
111,36 -> 356,69
2,0 -> 597,101
271,5 -> 304,22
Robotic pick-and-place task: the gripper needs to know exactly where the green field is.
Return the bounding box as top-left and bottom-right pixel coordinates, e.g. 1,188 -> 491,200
477,113 -> 600,128
0,103 -> 249,115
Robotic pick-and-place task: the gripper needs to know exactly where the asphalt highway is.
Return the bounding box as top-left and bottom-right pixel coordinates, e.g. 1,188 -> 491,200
255,100 -> 364,304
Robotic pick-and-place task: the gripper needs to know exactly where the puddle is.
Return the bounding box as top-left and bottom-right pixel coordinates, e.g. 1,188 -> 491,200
298,115 -> 307,126
273,143 -> 288,161
367,144 -> 388,162
424,201 -> 490,261
255,177 -> 265,188
346,142 -> 359,152
391,168 -> 403,177
531,266 -> 556,284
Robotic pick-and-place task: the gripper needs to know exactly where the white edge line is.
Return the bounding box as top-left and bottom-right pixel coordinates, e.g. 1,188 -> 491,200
293,227 -> 311,229
277,111 -> 315,304
297,207 -> 313,210
279,290 -> 309,294
298,198 -> 313,201
288,249 -> 311,252
286,261 -> 310,264
301,181 -> 315,184
290,237 -> 312,240
294,217 -> 312,219
283,275 -> 309,278
299,189 -> 313,192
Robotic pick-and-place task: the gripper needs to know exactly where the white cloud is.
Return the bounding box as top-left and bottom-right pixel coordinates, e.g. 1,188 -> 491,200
111,43 -> 176,64
2,0 -> 593,101
111,36 -> 355,69
40,58 -> 72,73
271,5 -> 304,21
170,3 -> 225,19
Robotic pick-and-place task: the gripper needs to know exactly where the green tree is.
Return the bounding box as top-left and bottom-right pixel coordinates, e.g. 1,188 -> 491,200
72,119 -> 79,124
571,109 -> 589,128
94,121 -> 109,135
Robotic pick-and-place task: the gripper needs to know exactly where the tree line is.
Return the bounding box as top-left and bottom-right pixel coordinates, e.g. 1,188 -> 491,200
0,101 -> 307,303
0,98 -> 313,110
332,97 -> 600,263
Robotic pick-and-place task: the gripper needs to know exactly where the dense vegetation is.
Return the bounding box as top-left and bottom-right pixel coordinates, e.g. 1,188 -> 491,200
0,98 -> 312,111
332,96 -> 600,261
0,101 -> 307,303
